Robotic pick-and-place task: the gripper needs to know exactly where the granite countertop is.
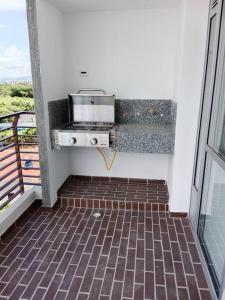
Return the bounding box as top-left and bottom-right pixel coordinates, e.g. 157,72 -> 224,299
48,98 -> 177,153
114,123 -> 176,154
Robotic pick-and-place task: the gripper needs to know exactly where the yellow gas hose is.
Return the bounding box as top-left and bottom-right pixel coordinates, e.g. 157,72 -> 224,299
97,147 -> 117,171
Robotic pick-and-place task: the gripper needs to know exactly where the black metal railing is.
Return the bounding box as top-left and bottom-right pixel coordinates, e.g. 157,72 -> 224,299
0,111 -> 41,210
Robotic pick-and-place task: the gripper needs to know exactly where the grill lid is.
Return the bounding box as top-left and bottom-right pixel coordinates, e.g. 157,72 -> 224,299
69,91 -> 115,124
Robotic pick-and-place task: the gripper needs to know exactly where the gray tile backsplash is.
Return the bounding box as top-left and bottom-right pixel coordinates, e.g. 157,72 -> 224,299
48,99 -> 69,130
48,99 -> 69,148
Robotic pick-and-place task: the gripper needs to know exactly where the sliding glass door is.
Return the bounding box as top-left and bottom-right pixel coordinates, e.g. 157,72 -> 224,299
190,0 -> 225,298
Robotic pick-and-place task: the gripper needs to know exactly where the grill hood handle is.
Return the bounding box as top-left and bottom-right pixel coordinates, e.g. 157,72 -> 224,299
77,89 -> 106,95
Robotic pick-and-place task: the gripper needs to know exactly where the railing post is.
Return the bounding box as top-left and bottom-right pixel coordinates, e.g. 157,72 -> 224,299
0,111 -> 40,209
12,115 -> 24,196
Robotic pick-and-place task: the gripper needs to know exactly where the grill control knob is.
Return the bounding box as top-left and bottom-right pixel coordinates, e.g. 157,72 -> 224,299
70,137 -> 77,144
90,138 -> 98,145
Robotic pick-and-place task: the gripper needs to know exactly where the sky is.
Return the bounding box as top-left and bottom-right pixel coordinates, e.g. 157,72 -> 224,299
0,0 -> 31,81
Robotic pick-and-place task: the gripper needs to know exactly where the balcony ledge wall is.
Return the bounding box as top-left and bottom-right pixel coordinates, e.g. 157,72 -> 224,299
0,189 -> 37,237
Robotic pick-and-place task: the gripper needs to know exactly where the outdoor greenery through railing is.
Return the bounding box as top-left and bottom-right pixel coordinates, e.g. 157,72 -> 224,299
0,111 -> 41,210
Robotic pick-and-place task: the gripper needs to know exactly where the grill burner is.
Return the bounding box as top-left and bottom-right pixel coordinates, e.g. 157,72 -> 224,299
65,124 -> 113,132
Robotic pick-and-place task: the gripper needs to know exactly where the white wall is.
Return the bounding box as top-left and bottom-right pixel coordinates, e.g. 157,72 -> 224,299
70,148 -> 170,180
169,0 -> 209,212
36,0 -> 70,206
63,8 -> 179,182
64,9 -> 179,99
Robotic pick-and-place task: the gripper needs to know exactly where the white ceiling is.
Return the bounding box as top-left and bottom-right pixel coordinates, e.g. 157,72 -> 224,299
47,0 -> 180,13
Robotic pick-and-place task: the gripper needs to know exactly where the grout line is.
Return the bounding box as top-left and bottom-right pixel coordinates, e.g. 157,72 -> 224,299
92,210 -> 115,298
158,215 -> 167,300
108,210 -> 125,299
86,209 -> 116,299
175,218 -> 191,300
0,214 -> 50,280
181,217 -> 205,300
81,209 -> 111,294
117,211 -> 128,299
1,211 -> 59,298
36,208 -> 86,300
15,214 -> 59,298
143,207 -> 147,300
71,209 -> 103,299
52,208 -> 93,299
0,181 -> 210,300
171,217 -> 185,300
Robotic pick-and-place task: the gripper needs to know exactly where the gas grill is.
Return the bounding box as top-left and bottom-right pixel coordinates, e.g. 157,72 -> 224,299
56,89 -> 115,148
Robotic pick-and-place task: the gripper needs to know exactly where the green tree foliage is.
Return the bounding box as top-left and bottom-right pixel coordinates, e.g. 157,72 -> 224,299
10,85 -> 33,98
0,83 -> 34,116
0,96 -> 34,116
19,128 -> 37,143
0,84 -> 35,142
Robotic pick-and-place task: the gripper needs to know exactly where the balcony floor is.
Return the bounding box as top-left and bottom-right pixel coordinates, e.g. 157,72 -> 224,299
0,204 -> 211,300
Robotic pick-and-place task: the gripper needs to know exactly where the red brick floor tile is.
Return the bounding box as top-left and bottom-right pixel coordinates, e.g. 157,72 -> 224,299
156,285 -> 166,300
58,176 -> 169,211
166,273 -> 178,300
0,205 -> 211,300
111,281 -> 123,300
177,287 -> 189,300
145,272 -> 155,299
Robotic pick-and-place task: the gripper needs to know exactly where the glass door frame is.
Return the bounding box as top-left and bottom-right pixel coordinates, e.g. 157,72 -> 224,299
190,0 -> 225,298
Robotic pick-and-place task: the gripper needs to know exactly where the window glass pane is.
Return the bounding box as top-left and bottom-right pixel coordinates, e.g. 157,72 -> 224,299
199,158 -> 225,293
195,15 -> 217,188
208,52 -> 225,159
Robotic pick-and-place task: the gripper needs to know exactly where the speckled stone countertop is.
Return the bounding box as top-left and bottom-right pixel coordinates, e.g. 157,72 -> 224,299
114,100 -> 176,154
114,124 -> 175,154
